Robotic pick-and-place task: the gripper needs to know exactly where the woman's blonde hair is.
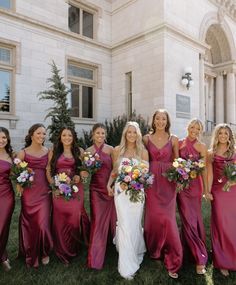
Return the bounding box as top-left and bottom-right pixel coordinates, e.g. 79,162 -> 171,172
118,121 -> 144,159
187,118 -> 204,138
210,123 -> 235,158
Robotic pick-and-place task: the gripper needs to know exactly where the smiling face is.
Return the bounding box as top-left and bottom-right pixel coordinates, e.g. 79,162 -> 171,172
0,131 -> 8,150
188,122 -> 201,140
31,127 -> 46,145
93,127 -> 106,145
126,125 -> 137,144
154,111 -> 168,131
60,129 -> 73,147
217,127 -> 230,145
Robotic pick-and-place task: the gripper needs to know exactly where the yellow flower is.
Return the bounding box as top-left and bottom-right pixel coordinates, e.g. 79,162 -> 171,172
133,169 -> 140,176
173,161 -> 179,168
58,172 -> 68,182
198,162 -> 205,168
190,170 -> 197,179
124,166 -> 132,173
19,161 -> 28,168
132,174 -> 139,179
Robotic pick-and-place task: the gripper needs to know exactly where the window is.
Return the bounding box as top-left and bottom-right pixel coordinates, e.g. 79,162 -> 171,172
68,4 -> 94,39
0,45 -> 14,113
126,72 -> 132,117
0,0 -> 12,9
67,62 -> 96,119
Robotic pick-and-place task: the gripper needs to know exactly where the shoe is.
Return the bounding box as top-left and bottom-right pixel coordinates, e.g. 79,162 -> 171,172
168,271 -> 178,279
220,269 -> 229,276
196,265 -> 206,275
41,256 -> 50,265
2,260 -> 11,272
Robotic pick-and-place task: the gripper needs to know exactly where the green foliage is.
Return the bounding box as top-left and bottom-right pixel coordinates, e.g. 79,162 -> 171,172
79,111 -> 150,149
37,61 -> 75,143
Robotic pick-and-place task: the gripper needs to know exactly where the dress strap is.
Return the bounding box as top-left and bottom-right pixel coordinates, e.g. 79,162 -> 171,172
94,143 -> 104,154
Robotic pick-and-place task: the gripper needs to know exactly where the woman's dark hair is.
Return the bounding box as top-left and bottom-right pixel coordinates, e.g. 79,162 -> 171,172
50,127 -> 81,176
25,123 -> 46,147
92,123 -> 106,134
0,127 -> 13,158
151,109 -> 171,135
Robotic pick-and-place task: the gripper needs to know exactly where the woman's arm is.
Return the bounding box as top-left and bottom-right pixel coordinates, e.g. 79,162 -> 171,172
172,135 -> 179,159
107,146 -> 119,196
205,149 -> 214,201
46,149 -> 54,185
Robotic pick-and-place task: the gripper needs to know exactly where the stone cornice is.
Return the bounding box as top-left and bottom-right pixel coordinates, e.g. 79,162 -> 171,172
209,0 -> 236,22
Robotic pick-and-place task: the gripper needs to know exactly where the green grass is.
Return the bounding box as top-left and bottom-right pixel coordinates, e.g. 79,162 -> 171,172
1,196 -> 236,285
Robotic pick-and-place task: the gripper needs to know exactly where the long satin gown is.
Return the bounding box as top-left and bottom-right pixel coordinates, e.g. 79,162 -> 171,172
211,154 -> 236,270
52,154 -> 89,264
0,160 -> 15,263
87,144 -> 116,269
144,137 -> 183,273
177,138 -> 207,265
114,158 -> 146,279
19,152 -> 53,268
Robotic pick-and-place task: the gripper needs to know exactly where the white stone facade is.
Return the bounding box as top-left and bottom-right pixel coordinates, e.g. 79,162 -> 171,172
0,0 -> 236,148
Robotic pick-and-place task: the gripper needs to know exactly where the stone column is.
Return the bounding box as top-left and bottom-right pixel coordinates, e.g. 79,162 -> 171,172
208,76 -> 214,122
215,74 -> 224,124
226,72 -> 236,124
199,54 -> 205,122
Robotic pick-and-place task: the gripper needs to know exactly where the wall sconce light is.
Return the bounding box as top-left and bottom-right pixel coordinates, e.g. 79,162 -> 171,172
181,67 -> 194,89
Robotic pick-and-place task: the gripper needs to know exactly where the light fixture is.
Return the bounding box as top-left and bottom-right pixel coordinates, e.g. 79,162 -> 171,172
181,67 -> 194,89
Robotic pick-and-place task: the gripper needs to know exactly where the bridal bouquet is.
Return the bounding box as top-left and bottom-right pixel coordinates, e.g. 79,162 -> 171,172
163,157 -> 205,192
116,158 -> 154,203
221,161 -> 236,192
80,151 -> 102,174
51,172 -> 79,200
10,158 -> 35,196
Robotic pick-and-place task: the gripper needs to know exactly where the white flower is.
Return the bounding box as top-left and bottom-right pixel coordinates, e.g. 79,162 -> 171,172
72,185 -> 79,193
14,158 -> 21,164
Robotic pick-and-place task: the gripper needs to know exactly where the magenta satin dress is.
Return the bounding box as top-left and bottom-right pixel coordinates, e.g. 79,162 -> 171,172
0,160 -> 15,263
19,152 -> 53,268
177,138 -> 207,265
211,154 -> 236,270
144,138 -> 183,273
87,144 -> 116,269
52,154 -> 90,264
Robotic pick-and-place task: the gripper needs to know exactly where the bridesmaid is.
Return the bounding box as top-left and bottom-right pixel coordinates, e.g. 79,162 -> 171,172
0,127 -> 15,271
207,123 -> 236,276
17,123 -> 53,268
47,127 -> 89,265
143,109 -> 182,279
87,123 -> 116,270
177,119 -> 211,274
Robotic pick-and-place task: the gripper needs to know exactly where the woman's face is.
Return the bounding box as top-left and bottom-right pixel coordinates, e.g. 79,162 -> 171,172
61,129 -> 73,147
0,131 -> 8,150
31,127 -> 46,145
154,112 -> 167,130
126,126 -> 137,143
218,128 -> 230,144
93,127 -> 106,144
188,123 -> 201,139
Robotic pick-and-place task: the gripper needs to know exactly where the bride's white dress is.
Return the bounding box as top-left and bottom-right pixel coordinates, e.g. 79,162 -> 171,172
114,158 -> 146,279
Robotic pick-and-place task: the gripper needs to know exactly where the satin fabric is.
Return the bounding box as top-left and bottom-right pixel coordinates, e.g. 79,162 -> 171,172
114,158 -> 146,279
177,137 -> 207,265
0,160 -> 15,263
144,138 -> 183,273
211,154 -> 236,270
52,154 -> 90,264
19,152 -> 53,268
87,144 -> 116,269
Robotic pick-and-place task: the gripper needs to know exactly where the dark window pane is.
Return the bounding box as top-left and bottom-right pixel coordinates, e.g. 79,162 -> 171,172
82,86 -> 93,118
68,64 -> 93,80
83,11 -> 93,38
0,47 -> 11,64
68,5 -> 80,34
71,84 -> 80,117
0,0 -> 11,9
0,70 -> 10,112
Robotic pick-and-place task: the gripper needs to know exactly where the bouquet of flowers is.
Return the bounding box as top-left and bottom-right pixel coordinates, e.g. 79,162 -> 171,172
10,158 -> 35,196
80,151 -> 102,174
116,158 -> 154,203
163,157 -> 205,192
50,172 -> 79,200
221,161 -> 236,192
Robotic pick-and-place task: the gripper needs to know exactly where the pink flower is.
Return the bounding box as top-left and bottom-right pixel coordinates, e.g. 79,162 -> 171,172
124,175 -> 132,183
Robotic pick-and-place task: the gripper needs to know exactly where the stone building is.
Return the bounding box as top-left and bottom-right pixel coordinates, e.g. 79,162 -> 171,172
0,0 -> 236,147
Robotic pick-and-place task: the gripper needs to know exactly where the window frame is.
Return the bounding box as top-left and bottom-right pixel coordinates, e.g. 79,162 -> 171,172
0,0 -> 15,11
125,71 -> 132,117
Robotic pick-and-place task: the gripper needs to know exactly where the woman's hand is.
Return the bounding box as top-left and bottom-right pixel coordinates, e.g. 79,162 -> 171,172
73,175 -> 80,184
16,184 -> 24,196
204,192 -> 213,201
80,170 -> 90,179
107,184 -> 114,197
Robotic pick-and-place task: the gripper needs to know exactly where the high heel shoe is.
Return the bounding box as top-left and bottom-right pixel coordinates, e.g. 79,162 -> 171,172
2,259 -> 11,272
168,271 -> 178,279
196,265 -> 206,275
220,269 -> 229,276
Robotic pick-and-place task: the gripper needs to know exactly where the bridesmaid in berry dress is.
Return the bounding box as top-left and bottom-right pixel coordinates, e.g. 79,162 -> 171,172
207,124 -> 236,277
47,127 -> 89,265
17,124 -> 53,268
143,109 -> 182,279
0,127 -> 15,272
87,123 -> 116,270
177,119 -> 212,275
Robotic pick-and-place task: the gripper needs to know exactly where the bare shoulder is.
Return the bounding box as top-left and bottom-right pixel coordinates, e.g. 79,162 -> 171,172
104,144 -> 114,154
143,134 -> 150,145
171,134 -> 179,144
85,145 -> 93,153
17,149 -> 25,160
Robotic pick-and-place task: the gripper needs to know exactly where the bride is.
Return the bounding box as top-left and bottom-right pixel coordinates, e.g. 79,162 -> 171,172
107,121 -> 149,280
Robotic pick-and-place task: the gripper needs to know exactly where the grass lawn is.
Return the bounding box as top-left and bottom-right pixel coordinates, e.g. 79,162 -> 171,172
0,194 -> 236,285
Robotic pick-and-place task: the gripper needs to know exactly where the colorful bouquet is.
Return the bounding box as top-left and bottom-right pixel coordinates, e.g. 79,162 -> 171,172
51,172 -> 79,200
163,157 -> 205,192
10,158 -> 35,196
221,161 -> 236,192
81,151 -> 102,174
116,158 -> 154,203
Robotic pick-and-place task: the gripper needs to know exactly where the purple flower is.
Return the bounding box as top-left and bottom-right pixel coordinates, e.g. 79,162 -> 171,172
177,168 -> 186,176
59,183 -> 72,194
85,160 -> 93,167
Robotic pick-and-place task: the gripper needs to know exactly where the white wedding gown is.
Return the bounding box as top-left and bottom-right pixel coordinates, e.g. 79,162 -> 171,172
114,158 -> 146,280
